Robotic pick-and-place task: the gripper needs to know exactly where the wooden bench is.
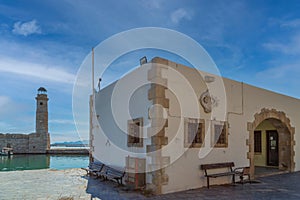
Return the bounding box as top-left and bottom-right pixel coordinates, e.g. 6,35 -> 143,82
234,167 -> 251,184
97,166 -> 126,185
81,161 -> 105,176
200,162 -> 236,188
95,165 -> 108,179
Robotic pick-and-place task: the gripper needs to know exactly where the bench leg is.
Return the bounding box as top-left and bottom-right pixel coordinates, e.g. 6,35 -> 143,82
240,175 -> 244,184
207,177 -> 210,189
113,178 -> 123,187
248,175 -> 251,184
232,174 -> 235,184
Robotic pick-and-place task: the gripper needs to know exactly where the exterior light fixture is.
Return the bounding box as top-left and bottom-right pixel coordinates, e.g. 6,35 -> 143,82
140,56 -> 147,65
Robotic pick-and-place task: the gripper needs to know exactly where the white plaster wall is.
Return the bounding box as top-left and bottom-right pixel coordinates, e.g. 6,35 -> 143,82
160,62 -> 246,193
242,83 -> 300,171
92,79 -> 151,169
159,60 -> 300,194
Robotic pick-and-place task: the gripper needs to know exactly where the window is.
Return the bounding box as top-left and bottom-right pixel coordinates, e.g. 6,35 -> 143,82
254,131 -> 262,153
212,121 -> 228,148
127,118 -> 143,147
184,118 -> 205,148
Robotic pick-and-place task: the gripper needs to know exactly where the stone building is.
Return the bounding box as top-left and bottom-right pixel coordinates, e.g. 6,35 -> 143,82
90,57 -> 300,194
0,87 -> 50,153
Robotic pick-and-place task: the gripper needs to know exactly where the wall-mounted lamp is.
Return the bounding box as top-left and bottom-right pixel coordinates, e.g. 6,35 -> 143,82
140,56 -> 147,65
97,78 -> 102,91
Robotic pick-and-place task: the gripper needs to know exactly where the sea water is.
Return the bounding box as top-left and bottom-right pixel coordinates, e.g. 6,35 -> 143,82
0,154 -> 89,171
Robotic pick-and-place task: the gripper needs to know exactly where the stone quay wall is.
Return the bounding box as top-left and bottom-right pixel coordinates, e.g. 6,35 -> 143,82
0,133 -> 49,154
47,148 -> 89,155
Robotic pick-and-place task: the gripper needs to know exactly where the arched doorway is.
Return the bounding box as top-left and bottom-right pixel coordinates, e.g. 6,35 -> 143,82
247,108 -> 295,177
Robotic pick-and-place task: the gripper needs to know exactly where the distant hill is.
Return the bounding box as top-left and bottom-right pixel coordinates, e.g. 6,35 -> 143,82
51,140 -> 89,147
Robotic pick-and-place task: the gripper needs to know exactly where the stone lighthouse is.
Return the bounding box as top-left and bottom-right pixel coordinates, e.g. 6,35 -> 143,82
29,87 -> 50,153
36,87 -> 49,134
0,88 -> 51,153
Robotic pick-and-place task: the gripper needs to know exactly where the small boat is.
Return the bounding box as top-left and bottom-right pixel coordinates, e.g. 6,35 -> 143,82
0,147 -> 13,156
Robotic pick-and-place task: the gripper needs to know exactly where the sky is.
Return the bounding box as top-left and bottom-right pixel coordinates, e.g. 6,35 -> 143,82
1,0 -> 300,143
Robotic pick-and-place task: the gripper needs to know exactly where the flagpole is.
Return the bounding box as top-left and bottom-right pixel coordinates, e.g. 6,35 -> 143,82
92,47 -> 95,96
89,47 -> 95,163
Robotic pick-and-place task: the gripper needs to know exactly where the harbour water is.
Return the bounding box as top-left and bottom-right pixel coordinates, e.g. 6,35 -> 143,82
0,154 -> 89,171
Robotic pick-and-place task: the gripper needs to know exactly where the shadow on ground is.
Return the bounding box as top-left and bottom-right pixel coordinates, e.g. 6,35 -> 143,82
84,172 -> 300,200
84,175 -> 146,200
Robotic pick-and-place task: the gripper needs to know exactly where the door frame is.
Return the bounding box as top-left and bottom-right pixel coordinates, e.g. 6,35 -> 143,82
247,108 -> 295,178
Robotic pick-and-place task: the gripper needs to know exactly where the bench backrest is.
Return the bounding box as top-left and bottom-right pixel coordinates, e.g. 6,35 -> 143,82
106,167 -> 125,177
200,162 -> 234,170
89,162 -> 104,170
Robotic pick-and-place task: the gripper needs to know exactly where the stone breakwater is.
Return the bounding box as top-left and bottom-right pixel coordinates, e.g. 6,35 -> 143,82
0,133 -> 49,154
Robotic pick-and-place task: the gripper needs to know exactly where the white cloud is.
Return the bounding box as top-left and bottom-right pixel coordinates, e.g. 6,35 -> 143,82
256,64 -> 300,80
140,0 -> 161,9
49,133 -> 83,143
0,96 -> 10,108
263,33 -> 300,55
0,57 -> 76,84
0,96 -> 19,116
170,8 -> 193,24
12,19 -> 42,36
0,96 -> 25,123
0,122 -> 14,132
254,63 -> 300,99
280,19 -> 300,28
49,119 -> 75,125
263,42 -> 287,53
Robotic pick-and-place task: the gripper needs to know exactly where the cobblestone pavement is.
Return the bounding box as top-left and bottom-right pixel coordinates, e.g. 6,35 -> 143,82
1,169 -> 300,200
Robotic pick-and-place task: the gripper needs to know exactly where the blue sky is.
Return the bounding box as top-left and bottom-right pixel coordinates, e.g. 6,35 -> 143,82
1,0 -> 300,142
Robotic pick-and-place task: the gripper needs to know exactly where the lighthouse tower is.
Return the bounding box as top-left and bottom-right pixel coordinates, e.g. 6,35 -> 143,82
29,87 -> 50,153
36,87 -> 49,134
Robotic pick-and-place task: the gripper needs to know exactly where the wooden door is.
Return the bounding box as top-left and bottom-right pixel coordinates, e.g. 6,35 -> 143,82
266,130 -> 279,166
